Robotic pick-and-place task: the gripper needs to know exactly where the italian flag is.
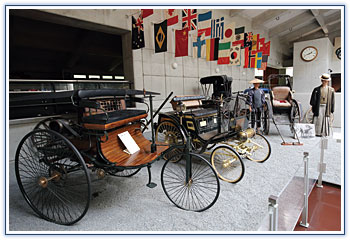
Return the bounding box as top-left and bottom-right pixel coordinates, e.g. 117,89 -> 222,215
217,41 -> 231,64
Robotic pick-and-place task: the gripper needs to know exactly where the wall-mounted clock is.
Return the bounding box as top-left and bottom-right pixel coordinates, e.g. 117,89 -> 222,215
300,46 -> 318,62
335,47 -> 341,60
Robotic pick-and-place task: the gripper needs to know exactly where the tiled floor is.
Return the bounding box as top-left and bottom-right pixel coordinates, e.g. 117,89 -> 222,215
294,182 -> 341,231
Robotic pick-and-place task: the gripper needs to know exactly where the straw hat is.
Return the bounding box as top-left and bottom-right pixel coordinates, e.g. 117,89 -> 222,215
320,73 -> 331,81
249,78 -> 264,84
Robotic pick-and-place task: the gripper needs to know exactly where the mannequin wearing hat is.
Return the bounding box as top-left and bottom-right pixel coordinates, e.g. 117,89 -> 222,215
247,78 -> 266,133
310,73 -> 335,136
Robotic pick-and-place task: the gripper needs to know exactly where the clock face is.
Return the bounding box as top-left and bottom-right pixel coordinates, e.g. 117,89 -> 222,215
301,46 -> 318,62
336,47 -> 341,60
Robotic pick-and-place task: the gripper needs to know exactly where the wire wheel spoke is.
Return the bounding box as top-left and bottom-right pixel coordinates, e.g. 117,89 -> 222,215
244,133 -> 271,163
15,129 -> 91,225
210,146 -> 244,183
161,153 -> 220,212
156,121 -> 185,162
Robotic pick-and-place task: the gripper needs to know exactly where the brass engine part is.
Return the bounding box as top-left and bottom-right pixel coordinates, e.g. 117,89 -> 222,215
238,128 -> 256,142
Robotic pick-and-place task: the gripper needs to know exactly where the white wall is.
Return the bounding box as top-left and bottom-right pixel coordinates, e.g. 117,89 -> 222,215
293,37 -> 341,127
9,9 -> 285,160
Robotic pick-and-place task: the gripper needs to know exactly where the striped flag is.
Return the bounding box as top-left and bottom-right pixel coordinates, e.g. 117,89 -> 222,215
141,9 -> 153,18
206,38 -> 219,61
182,9 -> 197,31
197,11 -> 212,37
164,9 -> 179,26
229,45 -> 241,66
193,33 -> 206,58
249,50 -> 256,68
232,33 -> 244,48
254,51 -> 263,68
217,41 -> 231,64
251,34 -> 259,51
211,17 -> 224,40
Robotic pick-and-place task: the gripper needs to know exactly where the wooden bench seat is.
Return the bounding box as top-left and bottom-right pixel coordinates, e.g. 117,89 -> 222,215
99,123 -> 168,167
82,109 -> 147,130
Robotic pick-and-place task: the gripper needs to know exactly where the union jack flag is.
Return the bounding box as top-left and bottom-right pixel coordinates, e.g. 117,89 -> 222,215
182,9 -> 197,31
135,15 -> 144,34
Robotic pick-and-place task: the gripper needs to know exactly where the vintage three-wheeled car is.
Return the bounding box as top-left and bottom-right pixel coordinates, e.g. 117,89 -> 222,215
12,89 -> 221,225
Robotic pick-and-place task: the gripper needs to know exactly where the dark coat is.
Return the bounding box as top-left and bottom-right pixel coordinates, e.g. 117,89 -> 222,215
247,87 -> 265,109
310,85 -> 335,117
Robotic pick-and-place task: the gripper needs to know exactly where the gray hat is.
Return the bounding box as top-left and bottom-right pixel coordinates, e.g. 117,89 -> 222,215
320,73 -> 331,81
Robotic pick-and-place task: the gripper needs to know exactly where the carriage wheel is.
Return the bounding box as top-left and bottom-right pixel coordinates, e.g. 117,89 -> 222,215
161,153 -> 220,212
262,103 -> 270,135
109,168 -> 141,177
290,101 -> 302,124
210,146 -> 245,183
155,120 -> 185,162
15,129 -> 91,225
290,101 -> 302,135
304,107 -> 314,124
245,133 -> 271,163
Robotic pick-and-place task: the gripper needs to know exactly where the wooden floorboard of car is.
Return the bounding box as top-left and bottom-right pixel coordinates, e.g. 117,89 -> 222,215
100,123 -> 168,167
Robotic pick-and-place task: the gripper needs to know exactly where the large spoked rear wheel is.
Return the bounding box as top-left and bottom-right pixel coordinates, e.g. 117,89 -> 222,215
210,146 -> 245,183
15,129 -> 91,225
245,133 -> 271,163
161,153 -> 220,212
156,120 -> 185,162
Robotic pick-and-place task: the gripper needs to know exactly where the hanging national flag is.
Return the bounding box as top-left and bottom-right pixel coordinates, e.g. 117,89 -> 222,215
206,38 -> 219,61
193,33 -> 206,58
182,9 -> 197,31
197,11 -> 212,37
211,17 -> 224,40
254,51 -> 263,68
229,45 -> 241,66
244,47 -> 250,68
141,9 -> 153,18
249,50 -> 257,68
259,55 -> 268,70
223,22 -> 235,42
263,41 -> 271,56
257,37 -> 265,51
175,28 -> 189,57
235,26 -> 245,34
165,9 -> 179,26
154,20 -> 167,53
217,41 -> 231,64
251,34 -> 259,51
232,33 -> 244,48
244,32 -> 253,49
132,16 -> 145,49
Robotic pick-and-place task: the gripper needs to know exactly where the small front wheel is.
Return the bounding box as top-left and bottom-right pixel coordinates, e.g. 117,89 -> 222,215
245,133 -> 271,163
161,153 -> 220,212
210,146 -> 245,183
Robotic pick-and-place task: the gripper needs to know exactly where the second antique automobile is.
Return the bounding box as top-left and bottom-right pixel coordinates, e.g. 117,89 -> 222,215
155,75 -> 271,184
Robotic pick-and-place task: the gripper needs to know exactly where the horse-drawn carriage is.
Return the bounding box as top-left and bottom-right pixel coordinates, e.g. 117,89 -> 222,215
155,75 -> 271,183
12,89 -> 221,225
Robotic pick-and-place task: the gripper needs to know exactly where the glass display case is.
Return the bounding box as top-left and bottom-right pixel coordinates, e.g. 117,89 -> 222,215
9,79 -> 132,120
